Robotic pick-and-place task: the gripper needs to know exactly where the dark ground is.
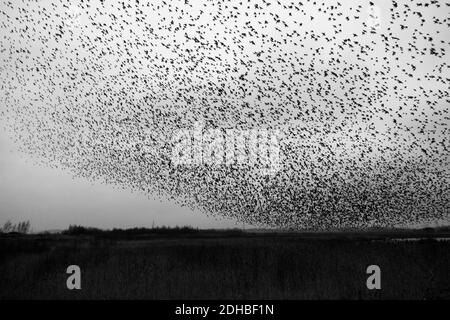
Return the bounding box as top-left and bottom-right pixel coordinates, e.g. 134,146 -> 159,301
0,228 -> 449,300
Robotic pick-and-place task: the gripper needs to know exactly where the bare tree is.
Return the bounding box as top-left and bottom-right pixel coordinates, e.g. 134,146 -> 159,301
1,220 -> 13,233
0,220 -> 31,234
16,221 -> 31,234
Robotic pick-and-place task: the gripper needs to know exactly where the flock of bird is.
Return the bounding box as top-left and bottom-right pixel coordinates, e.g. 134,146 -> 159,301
0,0 -> 448,229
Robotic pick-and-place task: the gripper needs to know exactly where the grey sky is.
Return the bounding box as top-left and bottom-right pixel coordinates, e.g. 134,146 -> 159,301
0,127 -> 241,231
0,0 -> 448,230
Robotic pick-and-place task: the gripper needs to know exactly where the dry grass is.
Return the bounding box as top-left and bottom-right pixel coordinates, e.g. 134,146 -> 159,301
0,235 -> 449,299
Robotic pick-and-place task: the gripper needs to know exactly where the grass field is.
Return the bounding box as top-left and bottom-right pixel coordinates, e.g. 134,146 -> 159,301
0,231 -> 449,300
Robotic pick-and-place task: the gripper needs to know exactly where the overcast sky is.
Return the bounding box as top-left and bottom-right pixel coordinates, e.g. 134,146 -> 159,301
0,126 -> 242,231
0,0 -> 448,230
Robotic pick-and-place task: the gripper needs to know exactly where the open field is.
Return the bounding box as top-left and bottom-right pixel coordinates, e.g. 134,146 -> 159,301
0,230 -> 449,300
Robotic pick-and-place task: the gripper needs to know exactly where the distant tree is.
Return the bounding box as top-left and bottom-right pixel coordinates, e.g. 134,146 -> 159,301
16,221 -> 31,234
63,225 -> 102,235
0,220 -> 31,234
1,220 -> 13,233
